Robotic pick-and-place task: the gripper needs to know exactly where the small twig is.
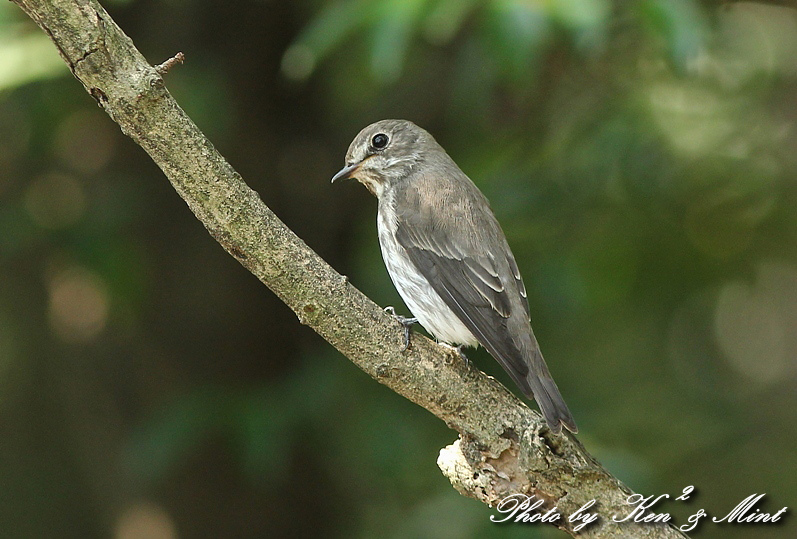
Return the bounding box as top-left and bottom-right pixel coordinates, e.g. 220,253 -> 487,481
155,51 -> 184,75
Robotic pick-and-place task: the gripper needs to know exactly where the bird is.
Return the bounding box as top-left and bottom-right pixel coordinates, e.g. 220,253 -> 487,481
331,119 -> 577,434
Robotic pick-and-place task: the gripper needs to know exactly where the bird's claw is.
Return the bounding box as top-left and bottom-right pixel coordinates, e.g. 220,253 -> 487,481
439,342 -> 469,366
384,306 -> 418,351
454,344 -> 470,366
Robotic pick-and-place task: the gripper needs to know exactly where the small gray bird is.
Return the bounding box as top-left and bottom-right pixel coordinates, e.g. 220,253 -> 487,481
332,119 -> 577,434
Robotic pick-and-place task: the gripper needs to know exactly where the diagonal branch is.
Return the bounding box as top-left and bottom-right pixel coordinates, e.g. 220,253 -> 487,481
10,1 -> 688,537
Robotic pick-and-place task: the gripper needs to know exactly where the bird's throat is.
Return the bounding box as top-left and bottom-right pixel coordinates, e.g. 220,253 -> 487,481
359,177 -> 382,198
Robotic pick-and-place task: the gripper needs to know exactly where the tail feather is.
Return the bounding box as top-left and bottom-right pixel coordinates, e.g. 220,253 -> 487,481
490,344 -> 578,434
522,345 -> 577,434
526,371 -> 578,434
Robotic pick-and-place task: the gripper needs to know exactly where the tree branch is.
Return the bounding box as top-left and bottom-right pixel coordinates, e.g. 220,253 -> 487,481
11,1 -> 688,537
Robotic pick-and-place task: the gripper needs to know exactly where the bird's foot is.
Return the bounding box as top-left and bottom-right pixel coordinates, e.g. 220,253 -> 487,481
384,306 -> 418,351
438,342 -> 470,367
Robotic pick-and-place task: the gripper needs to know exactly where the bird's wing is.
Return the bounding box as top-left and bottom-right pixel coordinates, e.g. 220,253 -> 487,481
507,250 -> 530,320
393,183 -> 532,391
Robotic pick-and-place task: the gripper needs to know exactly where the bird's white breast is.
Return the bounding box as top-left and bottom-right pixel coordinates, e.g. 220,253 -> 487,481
377,193 -> 478,347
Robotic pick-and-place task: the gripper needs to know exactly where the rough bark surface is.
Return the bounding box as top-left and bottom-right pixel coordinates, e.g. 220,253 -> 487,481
10,1 -> 689,537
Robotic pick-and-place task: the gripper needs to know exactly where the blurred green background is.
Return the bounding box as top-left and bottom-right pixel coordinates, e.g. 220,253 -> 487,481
1,0 -> 795,538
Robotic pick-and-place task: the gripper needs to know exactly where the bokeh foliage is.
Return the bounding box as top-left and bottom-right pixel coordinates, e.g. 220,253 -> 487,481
0,0 -> 795,538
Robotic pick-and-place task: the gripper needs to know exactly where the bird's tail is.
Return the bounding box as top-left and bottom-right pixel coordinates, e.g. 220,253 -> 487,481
523,348 -> 578,434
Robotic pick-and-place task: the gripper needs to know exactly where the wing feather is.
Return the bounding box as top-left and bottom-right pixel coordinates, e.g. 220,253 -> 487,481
395,224 -> 531,389
389,172 -> 576,433
506,252 -> 530,319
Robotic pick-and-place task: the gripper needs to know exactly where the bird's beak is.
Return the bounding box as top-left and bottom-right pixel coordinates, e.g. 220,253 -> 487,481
331,161 -> 361,184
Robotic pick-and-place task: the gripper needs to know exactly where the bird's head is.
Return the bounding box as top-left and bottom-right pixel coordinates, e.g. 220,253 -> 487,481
331,119 -> 431,198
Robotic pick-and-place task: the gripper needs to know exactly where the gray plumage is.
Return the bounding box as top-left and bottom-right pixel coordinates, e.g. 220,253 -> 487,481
332,119 -> 577,434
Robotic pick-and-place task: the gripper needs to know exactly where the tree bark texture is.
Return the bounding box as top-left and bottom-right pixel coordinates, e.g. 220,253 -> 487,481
10,1 -> 689,537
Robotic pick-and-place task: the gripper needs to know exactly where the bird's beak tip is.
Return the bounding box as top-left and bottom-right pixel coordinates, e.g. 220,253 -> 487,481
331,162 -> 359,184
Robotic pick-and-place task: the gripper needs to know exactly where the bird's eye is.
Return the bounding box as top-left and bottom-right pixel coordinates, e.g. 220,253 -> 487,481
371,133 -> 389,150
